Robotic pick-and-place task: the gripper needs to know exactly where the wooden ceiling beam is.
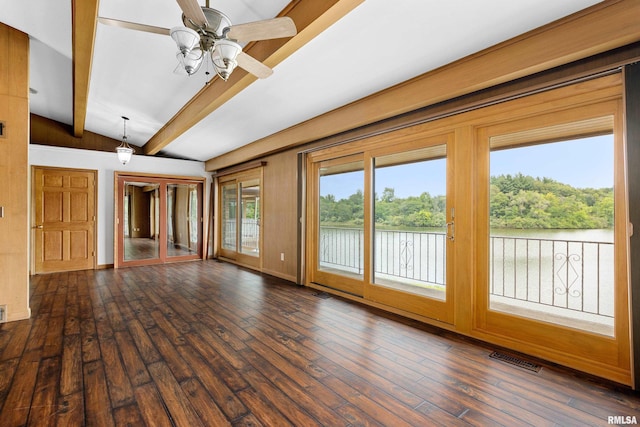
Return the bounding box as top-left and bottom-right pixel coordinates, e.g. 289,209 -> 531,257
72,0 -> 99,138
142,0 -> 364,156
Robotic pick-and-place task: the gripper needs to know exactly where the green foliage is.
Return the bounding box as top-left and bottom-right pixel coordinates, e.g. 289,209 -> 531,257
489,174 -> 613,229
319,173 -> 613,229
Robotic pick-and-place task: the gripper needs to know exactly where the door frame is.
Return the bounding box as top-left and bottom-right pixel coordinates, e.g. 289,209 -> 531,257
114,172 -> 205,268
31,166 -> 98,274
216,167 -> 264,270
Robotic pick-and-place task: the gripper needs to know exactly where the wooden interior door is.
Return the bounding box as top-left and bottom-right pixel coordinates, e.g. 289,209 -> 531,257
33,167 -> 96,273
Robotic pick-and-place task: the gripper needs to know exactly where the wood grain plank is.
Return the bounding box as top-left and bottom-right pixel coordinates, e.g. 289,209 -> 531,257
126,319 -> 161,365
147,362 -> 205,427
56,391 -> 85,426
83,360 -> 115,427
99,337 -> 135,408
240,344 -> 347,426
27,356 -> 61,427
0,358 -> 19,410
113,330 -> 150,387
0,350 -> 42,426
112,404 -> 145,427
133,383 -> 173,427
181,378 -> 231,426
147,327 -> 193,383
60,334 -> 83,396
0,320 -> 31,361
176,343 -> 249,421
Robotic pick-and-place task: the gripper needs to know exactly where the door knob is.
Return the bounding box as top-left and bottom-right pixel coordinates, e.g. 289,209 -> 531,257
35,225 -> 43,229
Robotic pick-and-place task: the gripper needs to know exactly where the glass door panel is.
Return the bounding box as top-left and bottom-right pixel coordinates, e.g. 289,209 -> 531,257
221,182 -> 237,253
489,134 -> 615,336
318,159 -> 365,281
167,183 -> 201,258
124,182 -> 160,261
373,146 -> 448,301
240,179 -> 260,256
217,170 -> 262,269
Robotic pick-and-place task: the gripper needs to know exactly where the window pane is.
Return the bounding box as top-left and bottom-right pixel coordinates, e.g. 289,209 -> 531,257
373,147 -> 447,300
489,133 -> 614,336
221,182 -> 237,251
124,182 -> 160,261
167,184 -> 199,257
240,180 -> 260,256
318,160 -> 364,279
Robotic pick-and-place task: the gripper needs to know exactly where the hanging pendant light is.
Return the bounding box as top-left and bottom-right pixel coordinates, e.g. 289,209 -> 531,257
116,116 -> 134,165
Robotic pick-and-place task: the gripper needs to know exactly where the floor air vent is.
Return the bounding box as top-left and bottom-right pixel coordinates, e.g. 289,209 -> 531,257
312,291 -> 331,299
489,351 -> 542,372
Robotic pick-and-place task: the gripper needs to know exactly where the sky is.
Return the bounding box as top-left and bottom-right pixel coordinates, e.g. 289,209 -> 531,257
320,134 -> 614,200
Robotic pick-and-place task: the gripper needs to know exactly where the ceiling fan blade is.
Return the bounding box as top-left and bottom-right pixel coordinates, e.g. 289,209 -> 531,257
236,52 -> 273,79
227,17 -> 297,42
176,0 -> 209,28
98,17 -> 170,36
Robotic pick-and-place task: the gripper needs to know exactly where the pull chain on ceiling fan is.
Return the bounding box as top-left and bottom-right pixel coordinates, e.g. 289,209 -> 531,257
98,0 -> 297,81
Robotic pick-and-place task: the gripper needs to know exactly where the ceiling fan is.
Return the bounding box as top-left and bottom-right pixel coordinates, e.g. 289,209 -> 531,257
99,0 -> 297,81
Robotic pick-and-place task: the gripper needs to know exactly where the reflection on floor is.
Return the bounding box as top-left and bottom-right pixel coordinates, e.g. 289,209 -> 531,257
124,237 -> 195,261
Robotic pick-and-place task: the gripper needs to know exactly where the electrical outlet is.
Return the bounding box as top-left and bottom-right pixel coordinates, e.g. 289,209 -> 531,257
0,305 -> 7,323
280,252 -> 285,261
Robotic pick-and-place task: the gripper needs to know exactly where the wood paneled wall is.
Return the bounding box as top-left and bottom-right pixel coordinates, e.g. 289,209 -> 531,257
0,24 -> 30,321
261,150 -> 299,282
30,114 -> 122,152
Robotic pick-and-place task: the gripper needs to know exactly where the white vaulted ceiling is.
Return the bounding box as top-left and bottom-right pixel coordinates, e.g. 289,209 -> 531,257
1,0 -> 603,162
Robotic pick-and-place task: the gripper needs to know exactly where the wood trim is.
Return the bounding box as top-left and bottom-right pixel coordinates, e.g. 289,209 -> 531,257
211,161 -> 267,178
72,0 -> 99,137
114,171 -> 205,183
143,0 -> 364,156
206,0 -> 640,171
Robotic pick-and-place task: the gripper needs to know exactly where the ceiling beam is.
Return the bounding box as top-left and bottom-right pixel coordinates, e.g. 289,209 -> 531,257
205,0 -> 640,171
142,0 -> 364,156
72,0 -> 99,137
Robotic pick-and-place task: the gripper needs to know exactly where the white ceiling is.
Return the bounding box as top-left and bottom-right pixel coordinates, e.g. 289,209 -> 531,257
1,0 -> 603,162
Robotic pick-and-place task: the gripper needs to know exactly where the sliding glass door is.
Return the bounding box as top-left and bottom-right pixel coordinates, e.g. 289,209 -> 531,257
304,74 -> 631,384
312,155 -> 365,295
307,136 -> 455,322
115,174 -> 204,267
218,169 -> 262,269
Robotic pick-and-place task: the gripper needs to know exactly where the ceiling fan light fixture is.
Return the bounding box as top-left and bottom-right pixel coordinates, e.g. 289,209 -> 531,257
170,26 -> 200,54
116,116 -> 134,165
211,39 -> 241,81
177,48 -> 204,75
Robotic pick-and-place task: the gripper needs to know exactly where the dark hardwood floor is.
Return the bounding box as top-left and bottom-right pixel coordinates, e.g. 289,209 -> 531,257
1,260 -> 639,426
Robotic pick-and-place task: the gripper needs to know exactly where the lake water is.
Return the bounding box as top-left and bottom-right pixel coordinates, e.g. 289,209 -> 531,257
491,228 -> 613,243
